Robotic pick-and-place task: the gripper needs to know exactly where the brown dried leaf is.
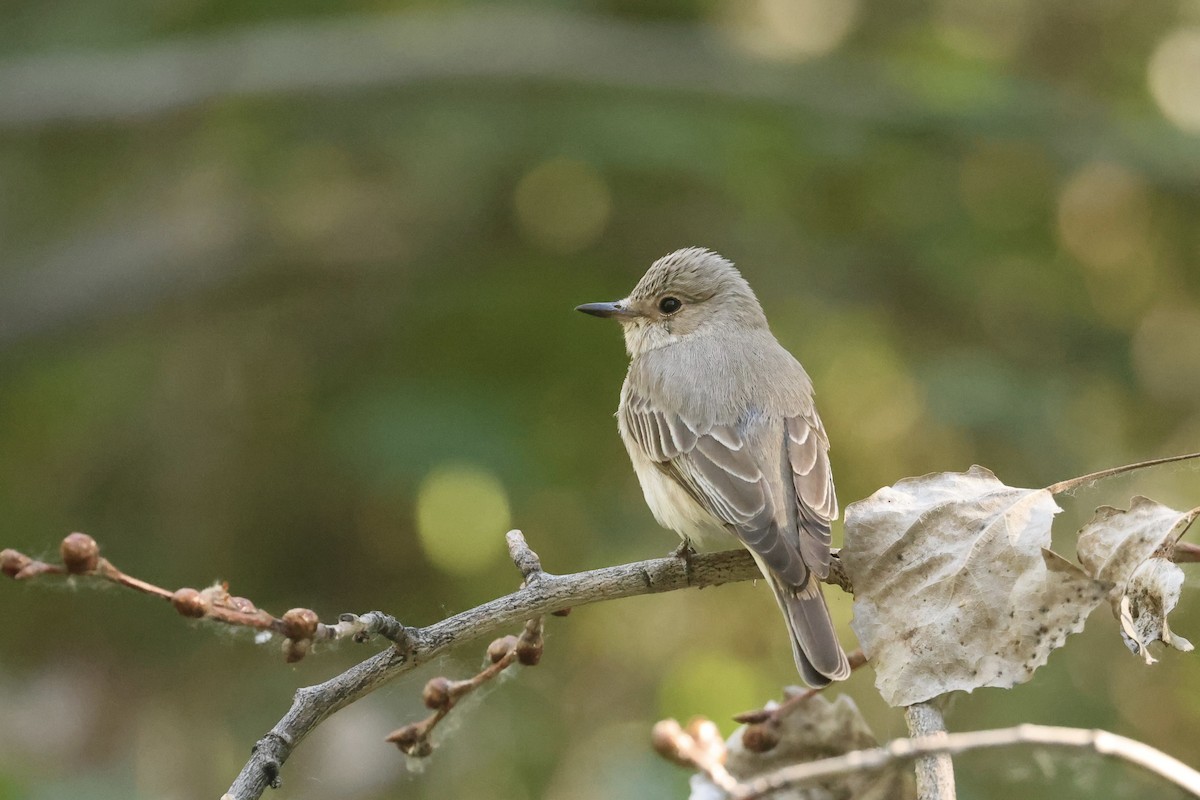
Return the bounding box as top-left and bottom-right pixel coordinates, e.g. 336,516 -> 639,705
1076,497 -> 1194,583
1120,559 -> 1193,661
688,695 -> 914,800
1077,498 -> 1197,662
841,466 -> 1109,707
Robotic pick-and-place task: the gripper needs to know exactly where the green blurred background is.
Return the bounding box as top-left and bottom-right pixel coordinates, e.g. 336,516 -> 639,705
1,1 -> 1199,798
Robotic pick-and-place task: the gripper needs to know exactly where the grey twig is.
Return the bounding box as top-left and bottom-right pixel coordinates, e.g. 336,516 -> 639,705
384,616 -> 545,757
904,701 -> 956,800
322,611 -> 410,646
505,529 -> 546,583
2,533 -> 414,664
223,537 -> 822,800
736,724 -> 1200,799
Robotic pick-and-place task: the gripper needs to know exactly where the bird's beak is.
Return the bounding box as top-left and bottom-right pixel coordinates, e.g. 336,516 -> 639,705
575,301 -> 636,319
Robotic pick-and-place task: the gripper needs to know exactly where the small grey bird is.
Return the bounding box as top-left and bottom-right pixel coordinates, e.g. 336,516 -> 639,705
577,247 -> 850,686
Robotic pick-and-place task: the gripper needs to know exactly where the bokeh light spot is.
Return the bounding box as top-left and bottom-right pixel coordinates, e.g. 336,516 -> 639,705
416,463 -> 511,575
716,0 -> 860,62
1132,305 -> 1200,404
1148,27 -> 1200,133
513,157 -> 611,254
1056,162 -> 1154,274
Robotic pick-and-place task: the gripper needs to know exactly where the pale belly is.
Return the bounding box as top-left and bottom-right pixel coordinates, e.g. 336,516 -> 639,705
629,451 -> 737,553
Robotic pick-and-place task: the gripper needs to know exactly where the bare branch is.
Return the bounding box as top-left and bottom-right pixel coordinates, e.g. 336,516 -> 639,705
737,724 -> 1200,799
653,718 -> 741,795
904,702 -> 955,800
321,611 -> 408,645
731,650 -> 871,758
505,529 -> 546,584
222,540 -> 815,800
1045,451 -> 1200,495
386,617 -> 544,757
1173,510 -> 1200,547
1,533 -> 405,663
1175,541 -> 1200,563
381,536 -> 551,760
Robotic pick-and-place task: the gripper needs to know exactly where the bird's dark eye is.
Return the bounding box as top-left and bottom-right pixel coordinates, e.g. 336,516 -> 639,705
658,296 -> 682,315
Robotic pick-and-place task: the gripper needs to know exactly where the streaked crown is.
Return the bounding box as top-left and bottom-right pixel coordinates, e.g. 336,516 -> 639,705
630,247 -> 758,307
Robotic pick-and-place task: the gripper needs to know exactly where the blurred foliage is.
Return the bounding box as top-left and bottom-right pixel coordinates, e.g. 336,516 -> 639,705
0,0 -> 1198,798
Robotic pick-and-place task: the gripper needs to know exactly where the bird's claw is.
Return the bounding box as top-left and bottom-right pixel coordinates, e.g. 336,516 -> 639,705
672,539 -> 697,582
671,539 -> 696,559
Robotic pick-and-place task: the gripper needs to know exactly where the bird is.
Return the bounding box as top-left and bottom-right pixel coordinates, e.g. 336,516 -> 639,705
576,247 -> 850,686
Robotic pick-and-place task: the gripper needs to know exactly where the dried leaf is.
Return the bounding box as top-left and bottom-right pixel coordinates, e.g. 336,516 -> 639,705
1076,497 -> 1197,662
1120,559 -> 1193,662
688,695 -> 914,800
1076,497 -> 1194,583
841,466 -> 1109,707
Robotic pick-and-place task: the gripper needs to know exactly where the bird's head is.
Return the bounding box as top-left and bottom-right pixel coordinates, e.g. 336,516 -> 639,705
576,248 -> 768,357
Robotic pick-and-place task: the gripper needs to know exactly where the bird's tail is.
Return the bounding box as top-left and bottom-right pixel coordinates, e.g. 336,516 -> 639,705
768,574 -> 851,687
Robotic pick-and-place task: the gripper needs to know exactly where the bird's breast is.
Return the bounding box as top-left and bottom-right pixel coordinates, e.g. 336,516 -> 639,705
622,435 -> 734,552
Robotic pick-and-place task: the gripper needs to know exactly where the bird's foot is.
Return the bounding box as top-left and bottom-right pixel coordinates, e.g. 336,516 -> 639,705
671,538 -> 697,560
672,539 -> 697,582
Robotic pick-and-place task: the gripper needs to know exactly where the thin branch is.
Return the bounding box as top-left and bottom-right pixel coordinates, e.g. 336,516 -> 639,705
735,650 -> 868,724
0,533 -> 400,663
385,616 -> 544,757
904,702 -> 956,800
732,649 -> 869,753
222,539 -> 825,800
322,611 -> 408,645
737,724 -> 1200,799
506,529 -> 546,584
1045,452 -> 1200,495
653,718 -> 741,795
1175,541 -> 1200,563
1172,509 -> 1200,546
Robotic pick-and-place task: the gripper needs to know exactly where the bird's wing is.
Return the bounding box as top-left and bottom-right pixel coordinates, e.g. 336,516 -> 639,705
621,392 -> 814,587
784,413 -> 837,580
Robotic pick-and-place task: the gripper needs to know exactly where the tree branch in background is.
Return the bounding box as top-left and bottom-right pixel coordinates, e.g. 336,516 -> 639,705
737,724 -> 1200,799
655,721 -> 1200,799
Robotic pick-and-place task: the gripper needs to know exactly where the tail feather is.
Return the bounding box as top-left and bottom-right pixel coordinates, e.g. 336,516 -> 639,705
769,575 -> 851,686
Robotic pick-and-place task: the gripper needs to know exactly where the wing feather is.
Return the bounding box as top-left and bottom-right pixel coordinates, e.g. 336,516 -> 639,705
665,414 -> 698,453
621,394 -> 818,587
785,415 -> 837,578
